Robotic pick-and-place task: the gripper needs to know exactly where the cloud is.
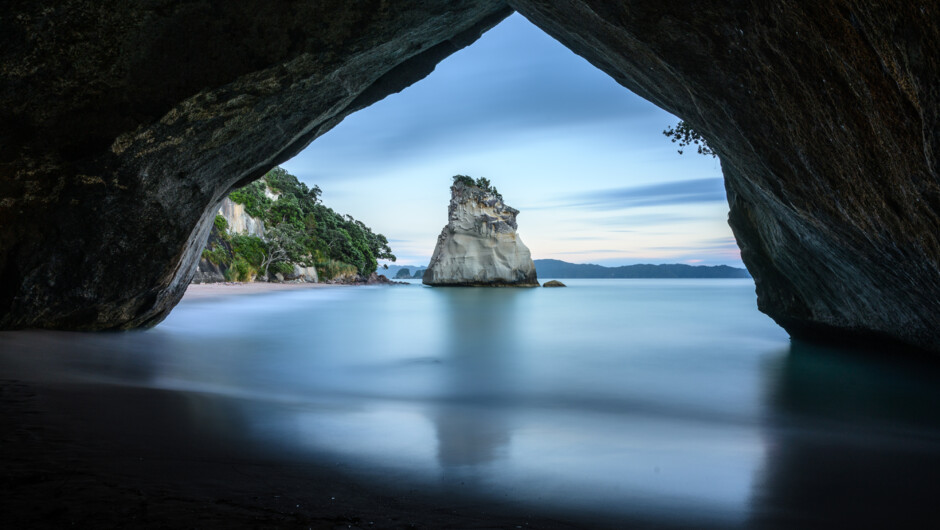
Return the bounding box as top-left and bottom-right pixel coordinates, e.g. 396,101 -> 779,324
567,178 -> 727,210
555,249 -> 626,254
592,212 -> 699,226
645,237 -> 740,252
555,235 -> 610,241
586,254 -> 744,267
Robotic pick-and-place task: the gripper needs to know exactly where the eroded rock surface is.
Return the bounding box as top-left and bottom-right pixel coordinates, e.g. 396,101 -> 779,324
0,1 -> 937,353
423,182 -> 538,287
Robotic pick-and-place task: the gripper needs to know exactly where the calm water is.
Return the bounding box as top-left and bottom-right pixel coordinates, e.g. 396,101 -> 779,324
2,279 -> 939,527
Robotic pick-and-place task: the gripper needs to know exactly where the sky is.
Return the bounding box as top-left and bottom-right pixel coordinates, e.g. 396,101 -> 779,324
282,13 -> 742,269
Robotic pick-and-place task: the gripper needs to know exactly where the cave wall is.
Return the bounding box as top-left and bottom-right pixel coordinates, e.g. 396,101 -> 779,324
510,0 -> 939,353
0,0 -> 512,329
1,1 -> 937,352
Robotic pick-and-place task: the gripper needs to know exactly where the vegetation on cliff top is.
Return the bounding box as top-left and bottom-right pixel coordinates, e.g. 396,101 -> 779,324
452,174 -> 502,200
202,167 -> 395,281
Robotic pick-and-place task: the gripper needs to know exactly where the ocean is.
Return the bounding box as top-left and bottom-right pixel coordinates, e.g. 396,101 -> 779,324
2,279 -> 939,527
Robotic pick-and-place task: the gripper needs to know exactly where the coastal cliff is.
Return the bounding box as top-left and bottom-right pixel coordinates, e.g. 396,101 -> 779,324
423,178 -> 538,287
193,167 -> 392,284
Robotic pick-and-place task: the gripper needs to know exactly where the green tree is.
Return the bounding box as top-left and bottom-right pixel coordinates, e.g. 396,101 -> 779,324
258,224 -> 306,278
213,214 -> 228,232
229,235 -> 266,269
229,180 -> 271,219
452,174 -> 475,187
268,194 -> 304,230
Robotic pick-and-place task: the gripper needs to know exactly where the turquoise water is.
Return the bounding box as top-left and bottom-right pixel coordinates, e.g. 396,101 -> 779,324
2,279 -> 939,527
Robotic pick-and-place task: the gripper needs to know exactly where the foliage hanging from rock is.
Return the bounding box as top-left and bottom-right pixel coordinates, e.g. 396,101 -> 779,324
662,121 -> 716,157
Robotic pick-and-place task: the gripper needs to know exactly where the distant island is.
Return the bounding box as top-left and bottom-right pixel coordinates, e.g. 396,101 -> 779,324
394,267 -> 426,279
534,259 -> 750,279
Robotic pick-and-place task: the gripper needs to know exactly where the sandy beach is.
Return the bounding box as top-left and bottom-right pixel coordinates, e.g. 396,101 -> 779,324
182,281 -> 335,301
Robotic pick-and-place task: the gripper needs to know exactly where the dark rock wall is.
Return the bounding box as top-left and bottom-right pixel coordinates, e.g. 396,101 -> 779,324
1,1 -> 937,353
0,0 -> 512,329
509,0 -> 939,353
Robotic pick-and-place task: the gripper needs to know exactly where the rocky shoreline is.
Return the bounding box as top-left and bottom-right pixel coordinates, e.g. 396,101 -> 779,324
323,272 -> 408,286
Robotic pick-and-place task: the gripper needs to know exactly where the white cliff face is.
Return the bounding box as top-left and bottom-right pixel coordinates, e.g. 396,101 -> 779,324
218,197 -> 265,238
263,187 -> 281,201
423,183 -> 539,286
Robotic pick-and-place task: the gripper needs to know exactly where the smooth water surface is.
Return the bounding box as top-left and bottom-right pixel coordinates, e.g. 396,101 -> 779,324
2,279 -> 939,527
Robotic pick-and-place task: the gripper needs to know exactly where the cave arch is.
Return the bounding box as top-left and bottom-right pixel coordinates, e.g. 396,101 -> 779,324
1,1 -> 937,353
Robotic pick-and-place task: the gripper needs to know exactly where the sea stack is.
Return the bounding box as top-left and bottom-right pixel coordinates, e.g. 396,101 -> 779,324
423,176 -> 539,287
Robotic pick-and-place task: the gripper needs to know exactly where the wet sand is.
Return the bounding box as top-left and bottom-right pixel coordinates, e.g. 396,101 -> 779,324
2,283 -> 583,529
0,283 -> 609,529
0,379 -> 595,529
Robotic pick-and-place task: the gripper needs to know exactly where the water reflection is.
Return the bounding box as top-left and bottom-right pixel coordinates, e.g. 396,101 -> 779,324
430,288 -> 520,484
751,341 -> 940,527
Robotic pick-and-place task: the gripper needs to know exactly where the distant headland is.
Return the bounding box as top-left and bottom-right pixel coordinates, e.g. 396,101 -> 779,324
382,259 -> 750,280
533,259 -> 750,279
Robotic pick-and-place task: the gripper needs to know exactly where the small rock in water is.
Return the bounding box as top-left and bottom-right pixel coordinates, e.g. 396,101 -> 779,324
542,280 -> 566,287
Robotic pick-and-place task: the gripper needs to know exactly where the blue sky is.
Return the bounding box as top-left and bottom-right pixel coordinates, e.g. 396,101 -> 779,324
282,13 -> 741,268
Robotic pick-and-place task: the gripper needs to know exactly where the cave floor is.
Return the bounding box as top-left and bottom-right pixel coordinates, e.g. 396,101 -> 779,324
0,378 -> 665,530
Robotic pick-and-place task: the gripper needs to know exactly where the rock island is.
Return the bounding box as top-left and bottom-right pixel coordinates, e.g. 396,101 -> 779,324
423,176 -> 539,287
